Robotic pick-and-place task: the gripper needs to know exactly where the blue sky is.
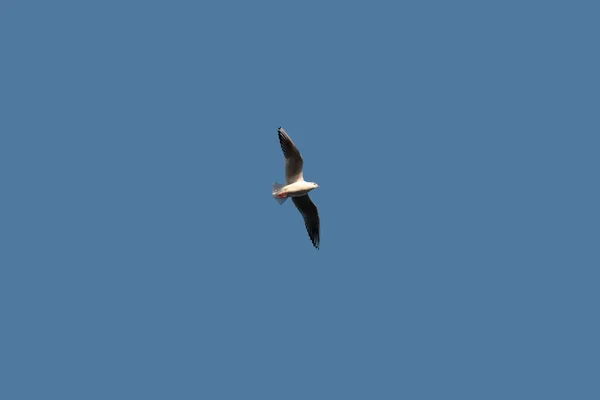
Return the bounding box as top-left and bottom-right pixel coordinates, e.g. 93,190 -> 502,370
1,1 -> 599,399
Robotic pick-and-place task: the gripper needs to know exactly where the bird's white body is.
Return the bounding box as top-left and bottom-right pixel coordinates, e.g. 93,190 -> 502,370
277,181 -> 318,198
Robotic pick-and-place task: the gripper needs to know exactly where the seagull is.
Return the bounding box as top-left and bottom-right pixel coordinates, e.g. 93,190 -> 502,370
272,127 -> 320,249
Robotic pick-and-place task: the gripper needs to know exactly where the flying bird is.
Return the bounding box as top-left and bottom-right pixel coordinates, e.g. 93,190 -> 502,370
272,127 -> 320,249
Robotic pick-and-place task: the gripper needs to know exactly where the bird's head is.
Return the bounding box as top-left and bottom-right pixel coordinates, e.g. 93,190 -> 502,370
312,182 -> 319,189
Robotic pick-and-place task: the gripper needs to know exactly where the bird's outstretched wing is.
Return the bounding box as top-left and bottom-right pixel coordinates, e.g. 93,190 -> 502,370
278,127 -> 304,184
292,195 -> 320,249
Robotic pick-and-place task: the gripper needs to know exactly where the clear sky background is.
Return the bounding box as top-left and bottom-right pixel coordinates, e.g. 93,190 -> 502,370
1,1 -> 598,399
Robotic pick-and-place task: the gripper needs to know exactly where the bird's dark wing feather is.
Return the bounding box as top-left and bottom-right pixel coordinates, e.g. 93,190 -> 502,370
292,195 -> 320,249
278,127 -> 304,184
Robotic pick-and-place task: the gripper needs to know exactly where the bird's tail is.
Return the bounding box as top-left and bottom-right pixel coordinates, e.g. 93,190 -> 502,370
272,182 -> 288,205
